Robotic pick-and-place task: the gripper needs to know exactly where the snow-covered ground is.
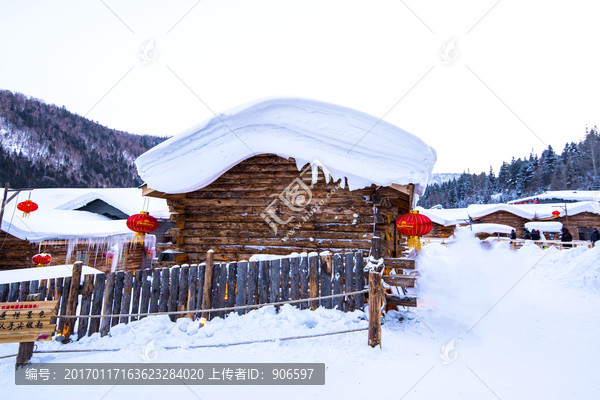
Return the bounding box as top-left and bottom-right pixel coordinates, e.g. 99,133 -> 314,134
3,230 -> 599,399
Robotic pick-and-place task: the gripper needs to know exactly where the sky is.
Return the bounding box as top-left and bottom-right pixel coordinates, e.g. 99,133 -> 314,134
0,0 -> 599,174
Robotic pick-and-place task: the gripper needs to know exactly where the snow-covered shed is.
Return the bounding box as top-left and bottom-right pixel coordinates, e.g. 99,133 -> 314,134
136,98 -> 437,262
0,188 -> 170,271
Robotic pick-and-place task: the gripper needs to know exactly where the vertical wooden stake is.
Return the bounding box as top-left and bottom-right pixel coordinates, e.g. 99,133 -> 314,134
16,293 -> 40,369
62,262 -> 82,343
368,270 -> 382,348
371,236 -> 382,261
200,250 -> 214,320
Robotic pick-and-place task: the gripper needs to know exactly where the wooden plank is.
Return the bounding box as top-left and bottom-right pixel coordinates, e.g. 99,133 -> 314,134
289,256 -> 300,302
218,263 -> 228,317
281,257 -> 290,302
0,332 -> 54,344
38,280 -> 47,301
269,259 -> 281,307
18,281 -> 29,302
29,280 -> 39,295
147,269 -> 160,315
368,271 -> 382,348
130,270 -> 143,321
344,253 -> 355,311
226,262 -> 237,311
382,275 -> 416,288
308,255 -> 319,311
47,279 -> 55,301
54,277 -> 64,305
178,266 -> 189,314
201,251 -> 214,320
385,295 -> 417,308
8,282 -> 20,302
88,274 -> 105,336
383,258 -> 415,270
210,263 -> 220,319
120,271 -> 133,324
100,272 -> 115,337
76,274 -> 94,340
258,260 -> 269,305
319,255 -> 332,309
157,268 -> 169,314
0,321 -> 56,336
0,284 -> 9,302
187,264 -> 198,319
355,253 -> 365,310
332,254 -> 343,310
299,255 -> 309,310
371,237 -> 382,260
58,277 -> 70,333
247,261 -> 259,308
235,261 -> 248,315
111,272 -> 124,327
168,267 -> 180,322
196,264 -> 205,318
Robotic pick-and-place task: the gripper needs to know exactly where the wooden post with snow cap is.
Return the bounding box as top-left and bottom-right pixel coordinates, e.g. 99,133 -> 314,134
368,236 -> 384,348
61,261 -> 82,343
200,250 -> 214,320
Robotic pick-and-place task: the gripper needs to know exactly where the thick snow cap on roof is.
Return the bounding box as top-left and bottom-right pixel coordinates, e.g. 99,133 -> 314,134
135,98 -> 437,194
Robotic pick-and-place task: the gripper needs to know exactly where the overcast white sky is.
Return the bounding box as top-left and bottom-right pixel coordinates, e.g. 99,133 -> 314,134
0,0 -> 598,174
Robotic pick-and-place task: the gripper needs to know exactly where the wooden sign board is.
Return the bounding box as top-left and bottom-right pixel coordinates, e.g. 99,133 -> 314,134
0,301 -> 58,344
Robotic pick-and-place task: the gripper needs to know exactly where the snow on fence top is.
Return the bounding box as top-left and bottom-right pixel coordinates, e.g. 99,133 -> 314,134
135,98 -> 437,194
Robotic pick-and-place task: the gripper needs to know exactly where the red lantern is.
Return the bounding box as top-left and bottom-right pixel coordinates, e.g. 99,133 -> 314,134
127,211 -> 158,245
552,210 -> 560,217
32,253 -> 51,268
17,200 -> 38,217
396,210 -> 433,250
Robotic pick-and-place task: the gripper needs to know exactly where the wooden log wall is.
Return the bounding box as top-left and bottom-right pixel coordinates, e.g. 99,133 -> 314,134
0,234 -> 147,272
559,212 -> 600,240
473,211 -> 530,238
156,154 -> 411,263
0,251 -> 398,339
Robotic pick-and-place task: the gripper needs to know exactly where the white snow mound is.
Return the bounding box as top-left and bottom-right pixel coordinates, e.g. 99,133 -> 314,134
135,98 -> 437,194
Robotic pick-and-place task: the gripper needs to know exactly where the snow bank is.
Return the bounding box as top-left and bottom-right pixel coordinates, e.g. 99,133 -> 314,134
525,221 -> 563,232
135,98 -> 437,194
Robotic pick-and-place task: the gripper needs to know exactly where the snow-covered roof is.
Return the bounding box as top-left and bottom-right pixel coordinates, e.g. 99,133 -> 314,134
0,264 -> 104,285
469,202 -> 600,220
0,188 -> 169,242
508,190 -> 600,204
525,221 -> 563,233
457,223 -> 514,235
135,98 -> 437,194
1,209 -> 134,242
0,188 -> 169,219
416,206 -> 469,226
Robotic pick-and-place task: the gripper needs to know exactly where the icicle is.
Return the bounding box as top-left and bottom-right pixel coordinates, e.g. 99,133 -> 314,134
311,163 -> 319,186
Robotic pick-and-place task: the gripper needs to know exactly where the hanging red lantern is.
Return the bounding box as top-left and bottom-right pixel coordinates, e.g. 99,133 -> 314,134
17,200 -> 38,217
552,210 -> 560,217
127,211 -> 158,245
32,253 -> 51,268
396,210 -> 433,251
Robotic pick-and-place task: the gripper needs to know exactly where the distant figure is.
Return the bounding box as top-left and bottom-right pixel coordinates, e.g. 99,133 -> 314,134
530,229 -> 541,241
591,228 -> 600,245
510,229 -> 517,240
523,229 -> 531,240
561,228 -> 573,248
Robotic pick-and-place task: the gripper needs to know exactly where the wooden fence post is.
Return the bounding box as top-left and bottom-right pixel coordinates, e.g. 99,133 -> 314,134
61,262 -> 82,343
371,236 -> 382,260
200,250 -> 214,320
15,293 -> 38,368
368,270 -> 383,348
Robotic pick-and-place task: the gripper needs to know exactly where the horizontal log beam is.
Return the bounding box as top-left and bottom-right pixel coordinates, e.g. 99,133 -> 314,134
382,275 -> 415,287
383,258 -> 415,270
385,295 -> 417,308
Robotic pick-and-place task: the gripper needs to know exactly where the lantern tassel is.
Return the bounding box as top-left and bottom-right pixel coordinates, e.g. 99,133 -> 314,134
408,236 -> 421,251
133,232 -> 146,246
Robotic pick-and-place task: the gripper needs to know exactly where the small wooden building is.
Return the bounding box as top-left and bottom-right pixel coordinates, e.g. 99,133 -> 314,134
136,98 -> 437,264
0,188 -> 169,272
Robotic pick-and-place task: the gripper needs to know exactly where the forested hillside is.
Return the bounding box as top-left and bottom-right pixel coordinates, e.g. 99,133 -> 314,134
0,90 -> 166,188
419,127 -> 600,208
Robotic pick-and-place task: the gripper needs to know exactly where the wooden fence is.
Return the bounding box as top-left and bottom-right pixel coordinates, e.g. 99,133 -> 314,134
0,252 -> 373,339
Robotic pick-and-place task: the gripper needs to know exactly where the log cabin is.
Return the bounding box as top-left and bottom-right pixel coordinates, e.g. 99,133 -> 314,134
136,98 -> 437,264
0,188 -> 170,272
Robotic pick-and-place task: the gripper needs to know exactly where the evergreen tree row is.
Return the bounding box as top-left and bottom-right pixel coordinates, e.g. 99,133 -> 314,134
418,127 -> 600,208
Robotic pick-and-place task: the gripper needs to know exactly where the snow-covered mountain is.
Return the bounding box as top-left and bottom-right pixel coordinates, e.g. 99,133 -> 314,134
429,172 -> 462,185
0,90 -> 166,188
